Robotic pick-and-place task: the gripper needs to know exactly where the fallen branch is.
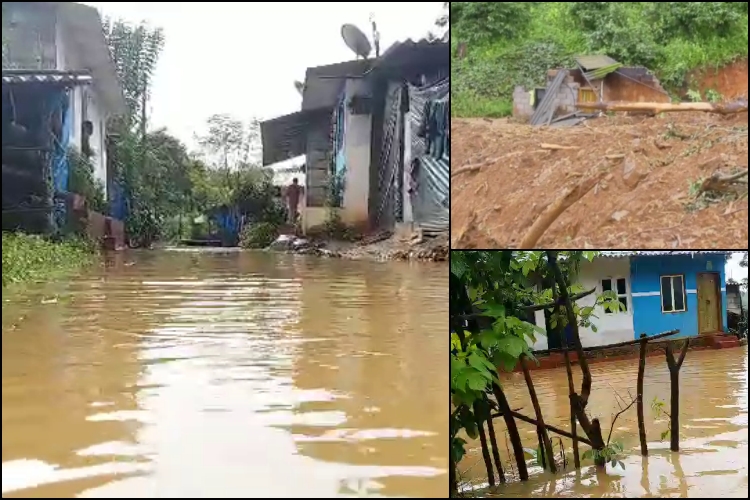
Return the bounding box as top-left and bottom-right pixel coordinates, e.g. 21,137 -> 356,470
576,101 -> 749,115
637,334 -> 648,456
451,164 -> 483,178
697,170 -> 749,197
519,168 -> 608,248
489,408 -> 595,447
540,143 -> 581,151
535,328 -> 680,355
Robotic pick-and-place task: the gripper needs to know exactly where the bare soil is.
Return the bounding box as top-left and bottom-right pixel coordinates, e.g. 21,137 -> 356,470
452,112 -> 748,249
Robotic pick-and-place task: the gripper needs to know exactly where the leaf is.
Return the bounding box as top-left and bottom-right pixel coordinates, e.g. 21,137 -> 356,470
660,429 -> 670,441
610,458 -> 617,468
582,449 -> 593,461
618,460 -> 625,470
467,370 -> 488,391
591,324 -> 598,333
523,447 -> 537,459
497,335 -> 527,358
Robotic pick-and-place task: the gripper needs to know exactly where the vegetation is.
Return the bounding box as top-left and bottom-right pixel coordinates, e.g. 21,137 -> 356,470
450,251 -> 627,495
240,222 -> 279,249
103,19 -> 283,246
452,2 -> 749,117
68,148 -> 107,213
2,233 -> 96,288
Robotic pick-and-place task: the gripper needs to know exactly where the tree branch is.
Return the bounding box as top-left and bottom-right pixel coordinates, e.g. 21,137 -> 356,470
546,251 -> 592,404
607,393 -> 637,446
521,287 -> 597,312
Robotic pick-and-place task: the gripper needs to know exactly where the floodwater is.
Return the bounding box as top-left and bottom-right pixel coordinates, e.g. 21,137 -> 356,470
461,346 -> 749,498
1,250 -> 447,498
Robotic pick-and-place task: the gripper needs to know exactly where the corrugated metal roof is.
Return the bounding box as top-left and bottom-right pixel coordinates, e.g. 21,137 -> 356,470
378,37 -> 449,70
575,55 -> 619,71
599,251 -> 732,258
1,70 -> 93,85
302,60 -> 373,112
260,108 -> 330,166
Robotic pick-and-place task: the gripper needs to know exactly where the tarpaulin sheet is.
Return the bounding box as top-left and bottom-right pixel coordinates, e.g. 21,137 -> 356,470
407,78 -> 449,234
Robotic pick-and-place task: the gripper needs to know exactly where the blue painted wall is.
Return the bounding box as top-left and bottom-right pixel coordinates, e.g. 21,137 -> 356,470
630,254 -> 728,339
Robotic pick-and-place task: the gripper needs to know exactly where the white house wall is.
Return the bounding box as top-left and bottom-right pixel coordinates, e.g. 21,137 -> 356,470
341,79 -> 372,228
56,20 -> 109,198
528,256 -> 635,351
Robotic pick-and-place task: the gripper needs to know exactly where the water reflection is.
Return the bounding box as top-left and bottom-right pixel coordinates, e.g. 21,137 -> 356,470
462,346 -> 748,498
2,251 -> 447,498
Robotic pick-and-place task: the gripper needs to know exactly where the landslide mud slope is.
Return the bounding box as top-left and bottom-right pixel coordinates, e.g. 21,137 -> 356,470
452,113 -> 748,249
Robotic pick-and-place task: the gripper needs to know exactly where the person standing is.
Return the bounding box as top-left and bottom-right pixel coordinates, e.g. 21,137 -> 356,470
284,177 -> 304,225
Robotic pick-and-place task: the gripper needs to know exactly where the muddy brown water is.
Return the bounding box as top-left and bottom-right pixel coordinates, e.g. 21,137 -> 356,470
460,346 -> 748,498
2,250 -> 447,498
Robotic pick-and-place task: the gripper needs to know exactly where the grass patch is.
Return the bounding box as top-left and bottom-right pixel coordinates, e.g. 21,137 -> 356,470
2,233 -> 97,288
453,93 -> 513,118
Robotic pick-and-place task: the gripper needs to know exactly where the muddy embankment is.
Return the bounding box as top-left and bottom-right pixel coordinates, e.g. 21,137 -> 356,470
268,232 -> 449,263
452,60 -> 748,249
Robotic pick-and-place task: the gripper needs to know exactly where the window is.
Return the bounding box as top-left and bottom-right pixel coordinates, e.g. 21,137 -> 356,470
661,275 -> 686,313
602,278 -> 628,313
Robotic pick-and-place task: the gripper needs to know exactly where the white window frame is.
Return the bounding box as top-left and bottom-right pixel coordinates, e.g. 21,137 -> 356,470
660,274 -> 687,313
601,277 -> 629,314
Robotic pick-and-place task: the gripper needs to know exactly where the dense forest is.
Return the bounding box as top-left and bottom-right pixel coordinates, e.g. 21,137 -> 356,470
451,2 -> 749,117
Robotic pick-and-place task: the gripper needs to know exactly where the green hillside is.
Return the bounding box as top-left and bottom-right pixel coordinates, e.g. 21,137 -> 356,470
451,2 -> 749,117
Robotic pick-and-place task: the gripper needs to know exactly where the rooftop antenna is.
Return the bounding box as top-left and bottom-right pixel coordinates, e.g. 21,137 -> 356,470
370,13 -> 381,58
341,23 -> 372,60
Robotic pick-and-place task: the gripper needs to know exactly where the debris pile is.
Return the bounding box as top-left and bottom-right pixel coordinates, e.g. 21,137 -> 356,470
452,112 -> 748,248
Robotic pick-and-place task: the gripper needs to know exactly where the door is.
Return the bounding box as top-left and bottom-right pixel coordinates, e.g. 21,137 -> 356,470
697,273 -> 721,333
578,87 -> 597,104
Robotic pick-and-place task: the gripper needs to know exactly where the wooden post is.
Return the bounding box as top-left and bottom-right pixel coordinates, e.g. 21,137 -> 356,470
486,415 -> 505,483
665,339 -> 689,452
521,356 -> 557,472
563,348 -> 581,468
475,405 -> 495,487
492,382 -> 529,481
637,333 -> 648,456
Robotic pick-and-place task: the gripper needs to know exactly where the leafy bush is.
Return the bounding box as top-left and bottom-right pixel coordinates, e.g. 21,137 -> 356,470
68,148 -> 107,213
2,233 -> 96,287
240,222 -> 279,249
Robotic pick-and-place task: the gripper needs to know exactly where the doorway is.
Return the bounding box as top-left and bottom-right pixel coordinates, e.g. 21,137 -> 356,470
697,272 -> 722,334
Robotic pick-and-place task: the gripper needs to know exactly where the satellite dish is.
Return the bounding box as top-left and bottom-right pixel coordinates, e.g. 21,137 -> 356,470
294,81 -> 304,96
341,24 -> 372,60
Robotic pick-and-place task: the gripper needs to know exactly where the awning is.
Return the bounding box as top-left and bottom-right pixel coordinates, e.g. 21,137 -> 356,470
575,55 -> 623,80
2,70 -> 93,86
260,108 -> 330,166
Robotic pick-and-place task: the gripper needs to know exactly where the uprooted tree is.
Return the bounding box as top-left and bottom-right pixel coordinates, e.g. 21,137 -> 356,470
450,251 -> 688,496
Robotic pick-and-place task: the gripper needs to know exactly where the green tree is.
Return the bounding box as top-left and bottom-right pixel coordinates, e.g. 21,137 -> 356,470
451,2 -> 533,44
102,18 -> 165,131
450,251 -> 623,495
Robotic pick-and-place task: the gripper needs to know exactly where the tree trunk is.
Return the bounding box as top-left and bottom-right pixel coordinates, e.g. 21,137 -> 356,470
637,334 -> 648,456
492,382 -> 529,481
521,356 -> 557,473
665,340 -> 689,452
486,415 -> 505,483
474,401 -> 495,487
576,101 -> 748,115
563,348 -> 580,468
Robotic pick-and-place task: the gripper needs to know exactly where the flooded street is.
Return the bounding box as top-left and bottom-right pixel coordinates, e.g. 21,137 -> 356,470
2,250 -> 447,498
461,347 -> 749,498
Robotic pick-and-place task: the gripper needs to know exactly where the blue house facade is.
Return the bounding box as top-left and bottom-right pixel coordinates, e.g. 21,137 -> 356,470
629,252 -> 728,339
530,251 -> 731,351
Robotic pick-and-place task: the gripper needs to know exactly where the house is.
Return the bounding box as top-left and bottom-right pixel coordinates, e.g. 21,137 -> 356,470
2,2 -> 125,238
261,37 -> 448,236
529,251 -> 731,351
513,55 -> 670,122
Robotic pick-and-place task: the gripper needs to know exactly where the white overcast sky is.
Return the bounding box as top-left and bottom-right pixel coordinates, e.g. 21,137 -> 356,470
727,252 -> 748,284
84,2 -> 444,150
